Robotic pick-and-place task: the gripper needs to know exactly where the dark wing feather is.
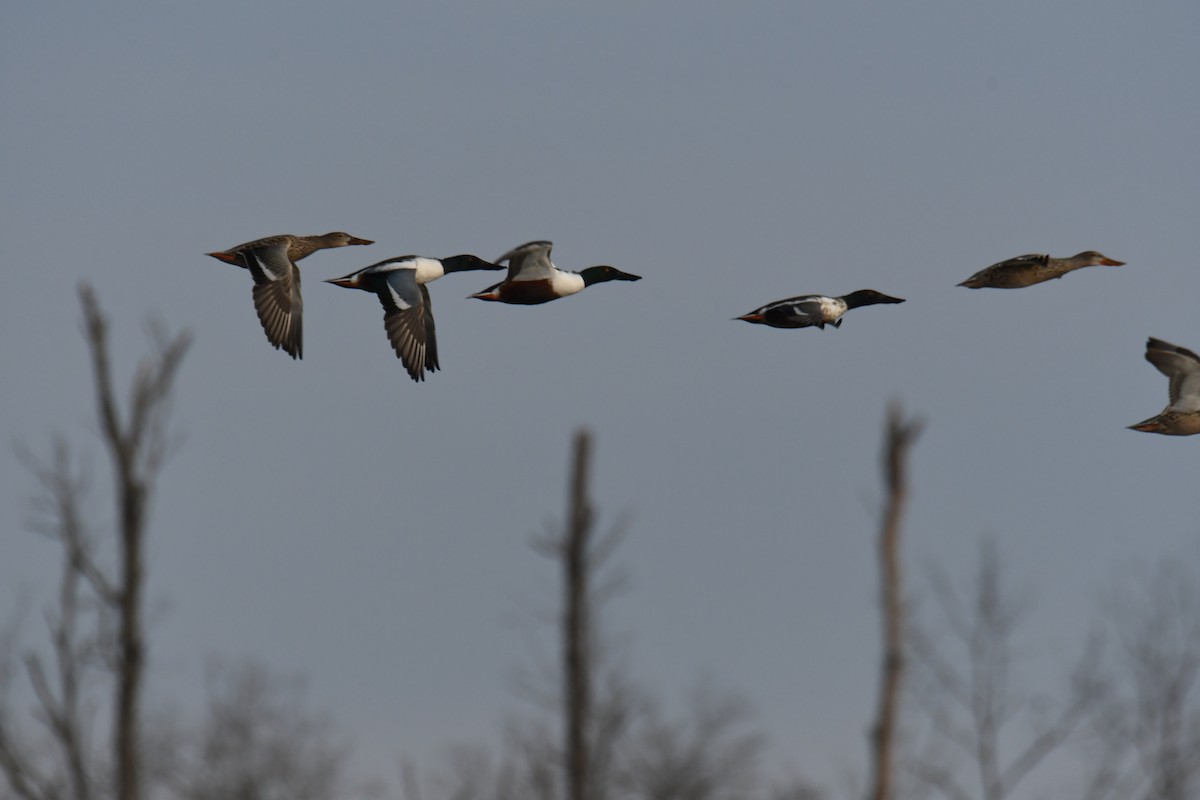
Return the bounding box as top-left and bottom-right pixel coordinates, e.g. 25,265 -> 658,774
762,297 -> 824,328
377,270 -> 435,382
421,284 -> 439,374
1146,338 -> 1200,412
996,253 -> 1049,269
240,240 -> 294,285
249,261 -> 302,359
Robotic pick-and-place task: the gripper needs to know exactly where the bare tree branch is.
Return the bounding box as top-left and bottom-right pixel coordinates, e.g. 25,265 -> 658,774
166,660 -> 352,800
906,541 -> 1102,800
564,428 -> 593,800
78,284 -> 190,800
1084,559 -> 1200,800
868,403 -> 922,800
1,285 -> 190,800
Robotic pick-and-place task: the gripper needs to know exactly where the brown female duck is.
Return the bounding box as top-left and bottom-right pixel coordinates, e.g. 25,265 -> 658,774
1128,338 -> 1200,436
957,251 -> 1124,289
207,232 -> 373,359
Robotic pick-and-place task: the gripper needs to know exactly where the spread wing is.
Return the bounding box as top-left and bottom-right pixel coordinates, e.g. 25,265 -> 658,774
245,241 -> 302,359
378,270 -> 438,382
1146,338 -> 1200,412
497,240 -> 555,282
240,240 -> 294,285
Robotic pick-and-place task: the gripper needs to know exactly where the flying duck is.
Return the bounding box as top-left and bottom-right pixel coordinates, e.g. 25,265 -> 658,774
325,254 -> 504,382
207,232 -> 373,359
470,240 -> 641,305
1128,337 -> 1200,436
736,290 -> 905,330
957,251 -> 1124,289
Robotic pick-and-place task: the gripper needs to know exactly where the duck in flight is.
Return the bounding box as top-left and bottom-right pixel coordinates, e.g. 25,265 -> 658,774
736,290 -> 905,330
325,254 -> 504,382
957,251 -> 1124,289
1128,337 -> 1200,436
470,240 -> 641,305
207,232 -> 373,359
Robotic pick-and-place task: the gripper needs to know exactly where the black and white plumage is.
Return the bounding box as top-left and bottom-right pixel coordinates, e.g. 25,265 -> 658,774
471,240 -> 642,305
325,254 -> 504,381
736,290 -> 905,330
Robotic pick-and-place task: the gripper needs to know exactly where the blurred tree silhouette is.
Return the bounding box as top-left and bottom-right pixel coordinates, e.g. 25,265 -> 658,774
868,404 -> 922,800
400,429 -> 824,800
0,292 -> 358,800
0,284 -> 190,800
160,659 -> 368,800
1081,559 -> 1200,800
904,541 -> 1102,800
6,292 -> 1192,800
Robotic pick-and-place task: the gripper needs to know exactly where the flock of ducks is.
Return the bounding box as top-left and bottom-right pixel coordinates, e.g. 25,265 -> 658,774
205,234 -> 642,381
206,235 -> 1200,436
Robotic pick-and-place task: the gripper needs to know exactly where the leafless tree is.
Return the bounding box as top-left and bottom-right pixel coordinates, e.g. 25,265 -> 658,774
904,540 -> 1101,800
868,404 -> 922,800
402,428 -> 801,800
613,681 -> 765,800
0,284 -> 190,800
1080,559 -> 1200,800
1,440 -> 99,800
162,659 -> 362,800
564,429 -> 595,800
526,427 -> 639,800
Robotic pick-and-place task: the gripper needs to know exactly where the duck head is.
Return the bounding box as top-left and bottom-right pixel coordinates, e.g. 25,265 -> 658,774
320,232 -> 375,248
580,265 -> 642,286
842,289 -> 906,308
441,254 -> 506,273
1074,251 -> 1124,267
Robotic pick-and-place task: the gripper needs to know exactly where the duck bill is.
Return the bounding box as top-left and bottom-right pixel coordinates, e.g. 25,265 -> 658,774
348,237 -> 374,246
879,294 -> 905,304
615,270 -> 642,282
736,313 -> 764,323
1128,418 -> 1163,433
324,276 -> 358,289
206,251 -> 239,264
1100,257 -> 1125,266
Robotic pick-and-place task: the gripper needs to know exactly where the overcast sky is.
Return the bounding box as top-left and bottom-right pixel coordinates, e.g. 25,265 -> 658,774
2,1 -> 1198,794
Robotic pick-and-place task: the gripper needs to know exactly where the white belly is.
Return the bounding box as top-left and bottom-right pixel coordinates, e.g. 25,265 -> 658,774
819,297 -> 847,322
548,271 -> 585,296
413,257 -> 445,285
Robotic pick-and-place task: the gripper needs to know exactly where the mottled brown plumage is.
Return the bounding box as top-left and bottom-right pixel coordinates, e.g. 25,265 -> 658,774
207,232 -> 373,358
957,251 -> 1124,289
1129,338 -> 1200,436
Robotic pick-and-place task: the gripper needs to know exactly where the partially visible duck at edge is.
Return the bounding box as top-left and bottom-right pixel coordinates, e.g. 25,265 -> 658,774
326,254 -> 504,382
470,240 -> 641,305
736,290 -> 905,330
207,232 -> 374,359
957,251 -> 1124,289
1128,337 -> 1200,436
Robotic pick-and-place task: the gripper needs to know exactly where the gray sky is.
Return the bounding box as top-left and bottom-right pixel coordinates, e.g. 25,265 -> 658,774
3,0 -> 1198,792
